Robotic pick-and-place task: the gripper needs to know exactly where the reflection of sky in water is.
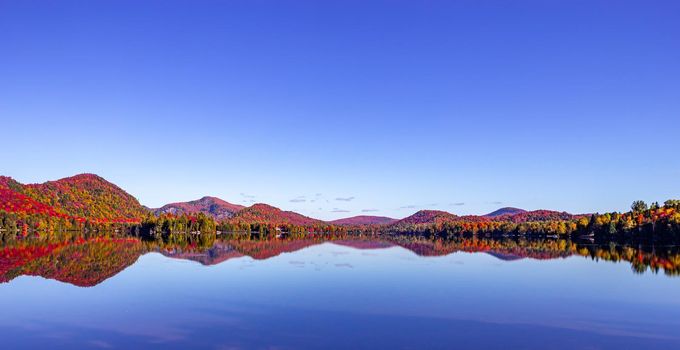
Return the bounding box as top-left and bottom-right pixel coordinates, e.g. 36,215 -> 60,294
2,242 -> 680,349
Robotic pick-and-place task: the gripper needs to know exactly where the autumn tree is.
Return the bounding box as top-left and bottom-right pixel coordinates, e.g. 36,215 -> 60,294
631,200 -> 648,213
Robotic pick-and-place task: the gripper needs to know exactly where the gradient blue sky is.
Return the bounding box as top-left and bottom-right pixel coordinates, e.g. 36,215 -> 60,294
1,0 -> 678,220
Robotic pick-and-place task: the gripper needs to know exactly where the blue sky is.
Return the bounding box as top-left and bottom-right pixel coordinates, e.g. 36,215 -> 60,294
1,0 -> 678,220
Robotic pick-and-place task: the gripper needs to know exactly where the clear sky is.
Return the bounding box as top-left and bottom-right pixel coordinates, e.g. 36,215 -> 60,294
1,0 -> 678,220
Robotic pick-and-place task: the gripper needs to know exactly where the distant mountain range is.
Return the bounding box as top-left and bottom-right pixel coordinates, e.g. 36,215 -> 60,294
395,210 -> 457,226
154,196 -> 244,220
392,208 -> 580,227
228,203 -> 324,226
0,173 -> 583,226
484,207 -> 527,217
330,216 -> 398,226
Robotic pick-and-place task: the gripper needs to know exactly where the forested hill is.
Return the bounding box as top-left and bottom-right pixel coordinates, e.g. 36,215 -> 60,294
154,196 -> 244,220
1,173 -> 679,238
0,174 -> 145,223
227,203 -> 323,226
330,216 -> 398,226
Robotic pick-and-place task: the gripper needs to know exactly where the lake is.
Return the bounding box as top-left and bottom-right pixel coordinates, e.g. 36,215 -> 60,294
1,234 -> 679,349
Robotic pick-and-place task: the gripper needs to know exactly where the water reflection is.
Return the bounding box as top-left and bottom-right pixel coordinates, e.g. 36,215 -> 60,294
2,232 -> 680,287
2,232 -> 680,349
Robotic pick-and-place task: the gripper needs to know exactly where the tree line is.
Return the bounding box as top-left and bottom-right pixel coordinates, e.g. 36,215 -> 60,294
2,199 -> 680,241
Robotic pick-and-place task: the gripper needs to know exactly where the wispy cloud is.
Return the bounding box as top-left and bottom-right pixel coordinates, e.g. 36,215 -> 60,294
490,201 -> 503,205
362,209 -> 379,212
289,196 -> 306,203
335,196 -> 355,202
451,202 -> 465,206
332,208 -> 350,213
240,193 -> 256,199
400,205 -> 417,209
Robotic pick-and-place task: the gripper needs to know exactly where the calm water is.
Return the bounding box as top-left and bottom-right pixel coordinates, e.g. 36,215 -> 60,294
1,235 -> 680,349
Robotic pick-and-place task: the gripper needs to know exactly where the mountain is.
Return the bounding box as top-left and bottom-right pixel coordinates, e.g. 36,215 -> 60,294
155,196 -> 244,221
228,203 -> 323,226
394,210 -> 458,226
484,207 -> 527,217
0,174 -> 145,223
0,186 -> 70,219
0,172 -> 586,229
483,208 -> 579,222
390,208 -> 580,228
330,215 -> 398,226
502,210 -> 579,223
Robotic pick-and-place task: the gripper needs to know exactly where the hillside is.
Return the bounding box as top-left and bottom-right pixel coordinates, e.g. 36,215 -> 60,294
502,210 -> 578,223
388,208 -> 582,231
484,207 -> 527,217
330,215 -> 397,226
228,203 -> 323,226
0,187 -> 70,220
155,196 -> 244,221
394,210 -> 458,226
0,174 -> 146,223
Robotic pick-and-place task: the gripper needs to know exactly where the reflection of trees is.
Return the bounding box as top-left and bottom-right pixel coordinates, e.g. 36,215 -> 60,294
385,235 -> 680,276
386,235 -> 575,260
2,233 -> 680,288
148,233 -> 388,263
0,235 -> 143,286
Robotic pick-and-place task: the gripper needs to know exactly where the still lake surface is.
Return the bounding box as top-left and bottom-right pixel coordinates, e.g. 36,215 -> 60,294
1,235 -> 679,349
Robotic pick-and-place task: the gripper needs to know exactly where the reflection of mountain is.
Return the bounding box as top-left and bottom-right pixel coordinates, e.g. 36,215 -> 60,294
0,237 -> 142,287
388,237 -> 573,261
160,242 -> 244,265
332,240 -> 394,250
228,239 -> 322,260
485,252 -> 524,261
172,238 -> 396,262
2,235 -> 679,287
